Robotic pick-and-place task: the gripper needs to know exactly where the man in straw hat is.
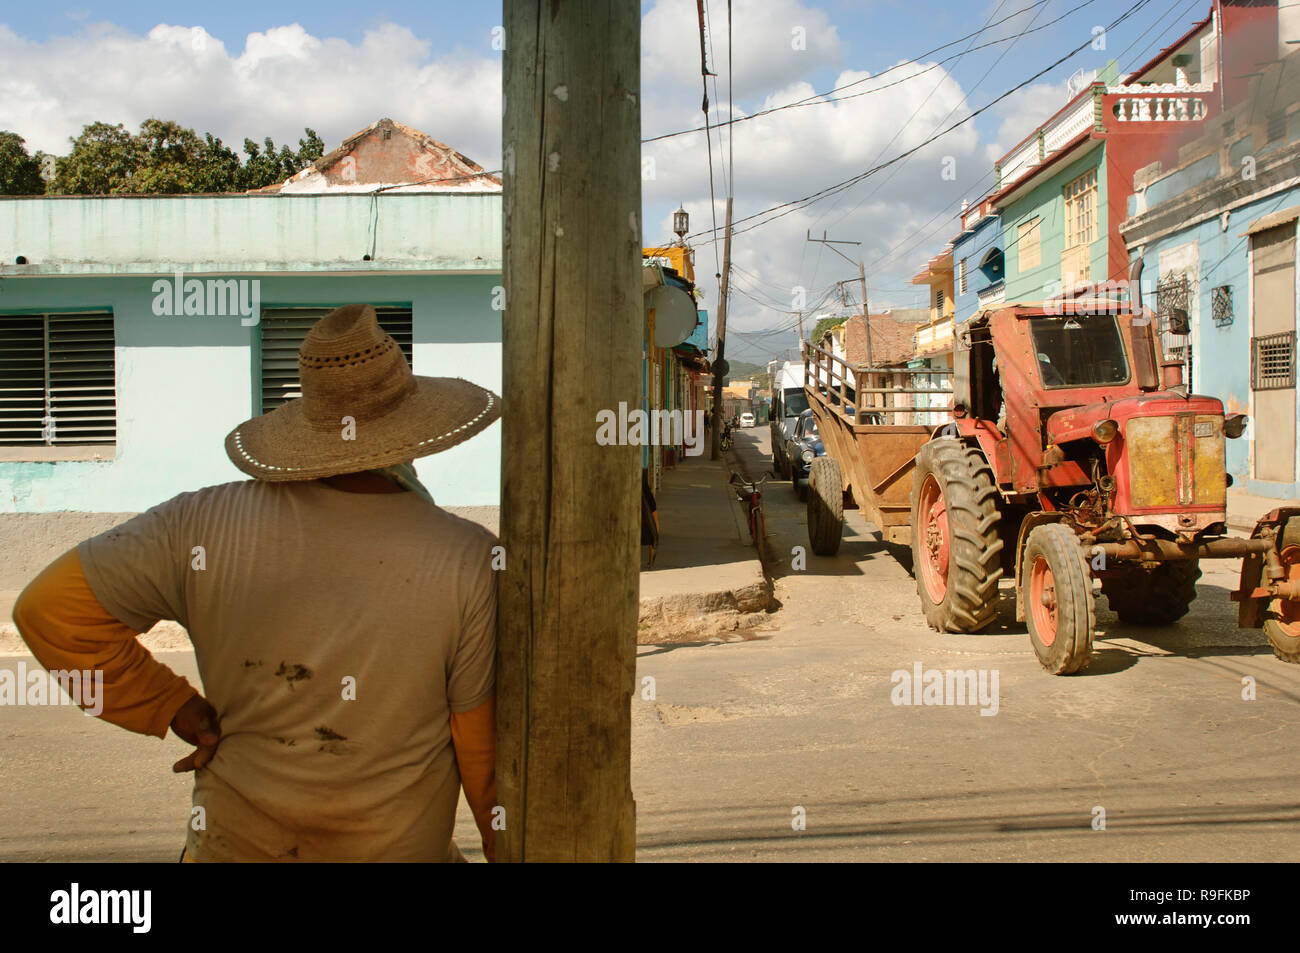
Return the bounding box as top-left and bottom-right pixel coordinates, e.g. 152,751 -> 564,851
13,304 -> 502,862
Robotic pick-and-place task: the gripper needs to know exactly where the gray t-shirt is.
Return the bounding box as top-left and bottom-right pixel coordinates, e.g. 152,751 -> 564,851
78,479 -> 497,862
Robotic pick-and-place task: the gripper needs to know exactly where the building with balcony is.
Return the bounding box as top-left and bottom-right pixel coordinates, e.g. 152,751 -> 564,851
989,1 -> 1279,304
1120,16 -> 1300,497
951,198 -> 1006,323
910,246 -> 956,371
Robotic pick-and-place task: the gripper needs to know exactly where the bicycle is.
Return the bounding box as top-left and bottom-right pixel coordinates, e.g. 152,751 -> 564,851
720,425 -> 734,451
728,471 -> 769,549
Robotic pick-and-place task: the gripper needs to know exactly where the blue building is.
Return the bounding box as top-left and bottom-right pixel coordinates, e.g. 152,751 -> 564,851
950,199 -> 1006,323
1120,42 -> 1300,498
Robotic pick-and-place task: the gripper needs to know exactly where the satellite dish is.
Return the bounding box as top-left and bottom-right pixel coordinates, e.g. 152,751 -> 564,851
647,284 -> 699,348
1066,68 -> 1097,99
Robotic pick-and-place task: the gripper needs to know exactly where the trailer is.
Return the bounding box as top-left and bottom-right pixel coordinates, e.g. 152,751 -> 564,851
801,340 -> 952,555
802,297 -> 1300,674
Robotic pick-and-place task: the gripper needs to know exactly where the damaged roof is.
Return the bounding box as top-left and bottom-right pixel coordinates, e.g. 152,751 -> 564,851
259,117 -> 501,194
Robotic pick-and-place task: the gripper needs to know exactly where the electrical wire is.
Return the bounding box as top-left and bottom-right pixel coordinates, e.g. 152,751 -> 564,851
643,0 -> 1062,144
685,0 -> 1156,245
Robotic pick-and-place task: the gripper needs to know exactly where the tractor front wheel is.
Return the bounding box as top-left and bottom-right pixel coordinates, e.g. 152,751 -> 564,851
1101,559 -> 1201,625
1265,518 -> 1300,664
1022,522 -> 1095,675
909,439 -> 1003,633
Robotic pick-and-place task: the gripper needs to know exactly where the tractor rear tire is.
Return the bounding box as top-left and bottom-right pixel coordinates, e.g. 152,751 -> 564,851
807,457 -> 843,556
1022,522 -> 1095,675
1265,518 -> 1300,664
1101,559 -> 1201,625
909,439 -> 1004,633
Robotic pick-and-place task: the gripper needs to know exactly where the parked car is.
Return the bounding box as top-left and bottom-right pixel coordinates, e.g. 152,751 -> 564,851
785,408 -> 824,500
739,411 -> 755,428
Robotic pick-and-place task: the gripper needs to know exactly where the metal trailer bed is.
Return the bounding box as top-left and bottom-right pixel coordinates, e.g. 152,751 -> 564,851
802,341 -> 954,546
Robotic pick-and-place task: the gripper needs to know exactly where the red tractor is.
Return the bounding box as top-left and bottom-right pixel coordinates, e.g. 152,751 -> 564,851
908,297 -> 1300,674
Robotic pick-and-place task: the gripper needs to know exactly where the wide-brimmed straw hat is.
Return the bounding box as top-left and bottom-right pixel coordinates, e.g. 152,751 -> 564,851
225,304 -> 500,481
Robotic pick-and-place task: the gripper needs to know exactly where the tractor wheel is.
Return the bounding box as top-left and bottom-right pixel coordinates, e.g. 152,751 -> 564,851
807,457 -> 843,556
1100,560 -> 1201,625
1022,522 -> 1095,675
909,438 -> 1004,633
1265,518 -> 1300,664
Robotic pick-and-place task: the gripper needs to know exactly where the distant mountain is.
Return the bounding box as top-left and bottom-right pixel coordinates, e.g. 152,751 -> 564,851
723,360 -> 765,384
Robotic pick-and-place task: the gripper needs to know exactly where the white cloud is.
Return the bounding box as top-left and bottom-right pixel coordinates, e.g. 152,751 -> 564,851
982,78 -> 1072,163
643,0 -> 844,104
0,20 -> 501,166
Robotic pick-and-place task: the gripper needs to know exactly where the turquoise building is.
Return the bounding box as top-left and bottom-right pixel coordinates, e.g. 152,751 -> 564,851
0,191 -> 503,518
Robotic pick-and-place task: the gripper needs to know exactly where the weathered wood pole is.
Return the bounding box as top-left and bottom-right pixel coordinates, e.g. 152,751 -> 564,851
497,0 -> 640,862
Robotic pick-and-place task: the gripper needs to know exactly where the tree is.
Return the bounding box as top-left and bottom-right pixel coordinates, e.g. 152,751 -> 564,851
130,119 -> 243,193
237,128 -> 324,190
51,122 -> 142,195
810,315 -> 842,347
49,120 -> 325,194
0,132 -> 45,194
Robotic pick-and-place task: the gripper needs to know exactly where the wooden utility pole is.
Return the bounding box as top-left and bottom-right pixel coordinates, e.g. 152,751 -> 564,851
709,196 -> 733,459
857,259 -> 873,368
498,0 -> 639,862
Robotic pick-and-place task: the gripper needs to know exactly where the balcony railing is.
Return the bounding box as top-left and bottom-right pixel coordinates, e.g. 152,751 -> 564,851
995,81 -> 1214,193
1109,87 -> 1210,123
996,90 -> 1096,192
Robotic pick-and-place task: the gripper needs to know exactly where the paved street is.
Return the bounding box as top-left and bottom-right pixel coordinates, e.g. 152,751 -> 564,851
2,423 -> 1298,862
631,425 -> 1300,861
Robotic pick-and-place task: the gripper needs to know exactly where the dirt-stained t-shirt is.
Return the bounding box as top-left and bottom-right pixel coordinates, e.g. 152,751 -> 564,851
76,479 -> 497,862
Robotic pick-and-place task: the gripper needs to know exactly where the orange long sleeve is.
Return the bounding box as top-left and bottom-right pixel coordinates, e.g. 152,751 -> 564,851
450,696 -> 496,862
11,548 -> 197,739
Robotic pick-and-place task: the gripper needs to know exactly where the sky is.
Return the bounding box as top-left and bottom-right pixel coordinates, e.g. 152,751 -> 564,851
0,0 -> 1213,363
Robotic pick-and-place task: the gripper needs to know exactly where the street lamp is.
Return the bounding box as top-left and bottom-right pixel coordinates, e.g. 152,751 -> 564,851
673,206 -> 689,245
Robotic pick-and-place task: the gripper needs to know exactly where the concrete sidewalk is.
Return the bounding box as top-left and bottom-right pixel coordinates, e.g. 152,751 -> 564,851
638,447 -> 772,643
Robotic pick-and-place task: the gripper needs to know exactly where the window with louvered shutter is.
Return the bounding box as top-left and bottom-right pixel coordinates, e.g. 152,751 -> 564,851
259,308 -> 414,412
0,312 -> 116,446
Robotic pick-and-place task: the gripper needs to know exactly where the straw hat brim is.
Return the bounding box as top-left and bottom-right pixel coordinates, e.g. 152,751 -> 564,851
225,376 -> 500,482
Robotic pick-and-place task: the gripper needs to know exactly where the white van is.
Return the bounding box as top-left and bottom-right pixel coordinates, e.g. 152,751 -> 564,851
769,362 -> 809,478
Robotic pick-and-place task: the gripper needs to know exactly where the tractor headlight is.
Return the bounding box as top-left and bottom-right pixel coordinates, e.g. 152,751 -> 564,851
1092,418 -> 1119,444
1224,413 -> 1248,439
801,448 -> 814,464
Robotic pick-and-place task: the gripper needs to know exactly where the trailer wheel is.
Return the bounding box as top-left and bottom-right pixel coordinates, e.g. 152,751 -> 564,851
1100,560 -> 1201,625
807,457 -> 843,556
1022,522 -> 1095,675
909,439 -> 1004,633
1265,518 -> 1300,664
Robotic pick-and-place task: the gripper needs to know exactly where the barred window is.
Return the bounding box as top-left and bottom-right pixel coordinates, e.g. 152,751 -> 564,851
1252,331 -> 1296,390
1156,272 -> 1191,335
0,312 -> 116,449
1211,285 -> 1233,328
260,307 -> 414,412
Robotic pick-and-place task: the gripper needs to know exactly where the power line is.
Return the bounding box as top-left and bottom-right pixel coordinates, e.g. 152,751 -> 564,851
818,0 -> 1038,238
863,0 -> 1203,280
643,0 -> 1061,144
688,0 -> 1155,245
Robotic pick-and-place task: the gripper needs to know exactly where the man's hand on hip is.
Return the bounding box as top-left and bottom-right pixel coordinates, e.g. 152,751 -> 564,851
170,694 -> 222,773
